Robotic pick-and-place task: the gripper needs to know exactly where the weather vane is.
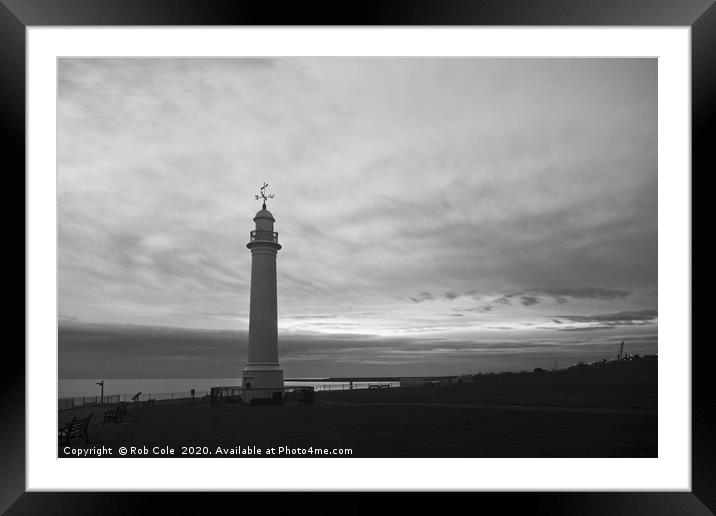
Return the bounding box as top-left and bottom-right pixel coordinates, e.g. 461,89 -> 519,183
254,182 -> 275,210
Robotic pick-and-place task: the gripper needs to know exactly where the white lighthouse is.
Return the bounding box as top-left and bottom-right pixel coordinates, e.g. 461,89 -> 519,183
242,183 -> 284,390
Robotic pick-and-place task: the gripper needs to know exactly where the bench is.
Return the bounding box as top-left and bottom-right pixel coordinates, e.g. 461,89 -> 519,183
58,413 -> 93,445
103,406 -> 121,426
102,401 -> 129,426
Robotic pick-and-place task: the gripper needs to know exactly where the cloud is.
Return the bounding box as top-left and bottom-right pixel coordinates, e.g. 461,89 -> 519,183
541,309 -> 657,332
286,314 -> 338,320
469,286 -> 634,313
552,309 -> 657,324
412,285 -> 630,309
505,287 -> 630,305
410,291 -> 464,303
535,287 -> 631,299
57,58 -> 657,373
554,326 -> 616,332
59,321 -> 659,378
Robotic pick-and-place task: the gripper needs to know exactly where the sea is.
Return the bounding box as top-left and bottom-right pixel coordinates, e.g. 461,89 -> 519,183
58,378 -> 399,401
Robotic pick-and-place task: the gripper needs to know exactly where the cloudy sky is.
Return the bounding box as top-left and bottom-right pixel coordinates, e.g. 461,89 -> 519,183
58,58 -> 657,379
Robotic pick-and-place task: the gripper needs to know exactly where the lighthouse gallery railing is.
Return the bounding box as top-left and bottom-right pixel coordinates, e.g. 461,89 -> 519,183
249,230 -> 279,243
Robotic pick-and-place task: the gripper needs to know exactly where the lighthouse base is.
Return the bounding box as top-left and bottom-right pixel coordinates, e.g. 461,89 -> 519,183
242,363 -> 284,390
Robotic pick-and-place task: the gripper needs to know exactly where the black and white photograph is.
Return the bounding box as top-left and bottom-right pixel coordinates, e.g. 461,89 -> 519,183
4,0 -> 710,510
57,57 -> 658,459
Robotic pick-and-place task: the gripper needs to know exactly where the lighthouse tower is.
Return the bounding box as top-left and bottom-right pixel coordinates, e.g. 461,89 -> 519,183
242,183 -> 284,390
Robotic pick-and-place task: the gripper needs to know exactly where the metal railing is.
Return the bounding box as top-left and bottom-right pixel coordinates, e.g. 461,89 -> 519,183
249,230 -> 279,243
58,391 -> 210,411
58,395 -> 120,411
58,382 -> 404,411
209,386 -> 314,405
292,382 -> 400,391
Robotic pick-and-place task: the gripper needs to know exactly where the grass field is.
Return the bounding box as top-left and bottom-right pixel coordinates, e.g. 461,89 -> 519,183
58,360 -> 657,458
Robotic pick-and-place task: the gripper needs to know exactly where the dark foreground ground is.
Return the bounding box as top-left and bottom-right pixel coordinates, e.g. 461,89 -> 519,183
58,360 -> 657,458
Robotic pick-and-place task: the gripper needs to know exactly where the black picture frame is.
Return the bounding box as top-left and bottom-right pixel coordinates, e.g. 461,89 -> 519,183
4,0 -> 711,513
